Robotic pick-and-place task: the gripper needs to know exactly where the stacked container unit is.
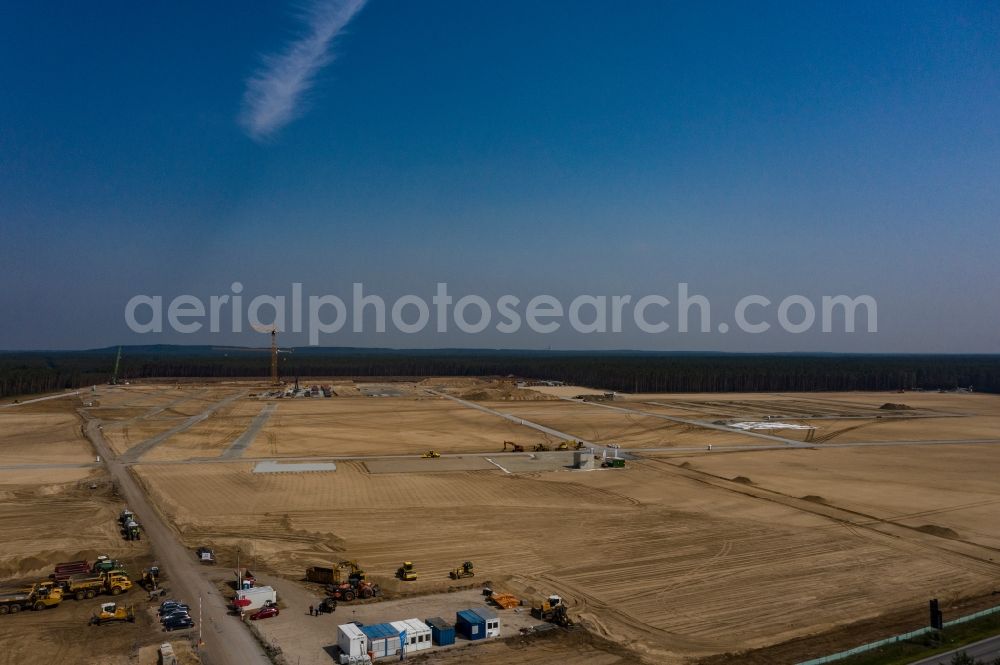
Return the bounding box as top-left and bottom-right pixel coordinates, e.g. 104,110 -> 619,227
426,617 -> 456,646
389,619 -> 432,652
470,606 -> 500,638
361,623 -> 402,659
455,609 -> 486,641
337,623 -> 367,662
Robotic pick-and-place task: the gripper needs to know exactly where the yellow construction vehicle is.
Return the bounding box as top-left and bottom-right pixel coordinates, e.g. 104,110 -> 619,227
89,602 -> 135,625
0,583 -> 63,614
448,561 -> 475,580
531,595 -> 574,626
396,561 -> 417,581
502,441 -> 524,452
533,443 -> 550,452
421,450 -> 441,458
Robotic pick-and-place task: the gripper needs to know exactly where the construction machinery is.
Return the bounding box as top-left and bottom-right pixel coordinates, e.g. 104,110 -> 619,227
317,597 -> 338,613
502,441 -> 524,452
122,519 -> 141,541
139,567 -> 161,593
326,580 -> 381,601
195,546 -> 215,564
449,561 -> 475,580
92,556 -> 126,574
533,443 -> 550,452
306,560 -> 366,586
90,602 -> 135,625
531,595 -> 574,627
421,450 -> 441,458
556,441 -> 569,450
396,561 -> 417,581
0,583 -> 63,614
63,572 -> 132,600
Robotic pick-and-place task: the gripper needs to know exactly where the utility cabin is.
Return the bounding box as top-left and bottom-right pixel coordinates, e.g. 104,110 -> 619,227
361,623 -> 402,659
455,608 -> 500,641
336,623 -> 368,664
390,619 -> 432,652
425,617 -> 455,646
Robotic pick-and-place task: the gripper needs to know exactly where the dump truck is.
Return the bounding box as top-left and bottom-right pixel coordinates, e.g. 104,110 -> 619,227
396,561 -> 417,581
90,602 -> 135,625
63,572 -> 132,600
0,584 -> 63,614
449,561 -> 475,580
306,560 -> 366,586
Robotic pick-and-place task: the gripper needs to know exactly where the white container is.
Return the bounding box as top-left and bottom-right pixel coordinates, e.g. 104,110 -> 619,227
402,618 -> 432,651
337,623 -> 367,659
234,585 -> 276,611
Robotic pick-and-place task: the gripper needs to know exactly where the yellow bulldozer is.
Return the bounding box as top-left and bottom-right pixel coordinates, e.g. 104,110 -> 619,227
90,602 -> 135,625
448,561 -> 474,580
421,450 -> 441,458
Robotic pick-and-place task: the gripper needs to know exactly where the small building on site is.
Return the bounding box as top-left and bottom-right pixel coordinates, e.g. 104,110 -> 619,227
425,617 -> 455,646
390,618 -> 432,652
361,623 -> 402,659
573,450 -> 596,470
469,606 -> 500,638
456,609 -> 486,640
336,623 -> 367,660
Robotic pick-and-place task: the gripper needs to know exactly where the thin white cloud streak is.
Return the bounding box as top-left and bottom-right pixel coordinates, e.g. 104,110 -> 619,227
239,0 -> 367,141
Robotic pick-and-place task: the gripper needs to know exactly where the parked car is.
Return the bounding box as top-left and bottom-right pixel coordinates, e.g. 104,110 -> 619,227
250,605 -> 279,620
161,612 -> 190,624
158,602 -> 189,615
163,616 -> 195,631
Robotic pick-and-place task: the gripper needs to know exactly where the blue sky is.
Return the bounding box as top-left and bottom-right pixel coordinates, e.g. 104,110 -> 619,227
1,1 -> 998,351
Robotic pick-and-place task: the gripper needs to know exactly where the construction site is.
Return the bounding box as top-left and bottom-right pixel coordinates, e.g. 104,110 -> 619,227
2,366 -> 1000,665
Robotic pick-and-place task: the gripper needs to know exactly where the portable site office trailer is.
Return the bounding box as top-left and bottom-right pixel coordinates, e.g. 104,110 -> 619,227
470,607 -> 500,638
361,623 -> 401,659
389,619 -> 432,652
425,617 -> 455,646
456,609 -> 486,640
234,586 -> 275,611
337,623 -> 367,660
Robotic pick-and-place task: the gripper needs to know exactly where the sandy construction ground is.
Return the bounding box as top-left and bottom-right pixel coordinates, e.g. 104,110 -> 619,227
133,454 -> 1000,663
4,382 -> 1000,665
484,400 -> 750,448
247,397 -> 546,457
663,444 -> 1000,549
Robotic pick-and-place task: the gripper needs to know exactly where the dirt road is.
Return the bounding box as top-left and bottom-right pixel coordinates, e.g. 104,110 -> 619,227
84,418 -> 270,665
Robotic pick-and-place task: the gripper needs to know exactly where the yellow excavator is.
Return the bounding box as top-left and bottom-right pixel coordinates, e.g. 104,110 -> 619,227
421,450 -> 441,458
502,441 -> 524,452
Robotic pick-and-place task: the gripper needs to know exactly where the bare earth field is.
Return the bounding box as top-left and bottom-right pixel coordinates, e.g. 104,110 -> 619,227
247,397 -> 547,457
2,381 -> 1000,665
